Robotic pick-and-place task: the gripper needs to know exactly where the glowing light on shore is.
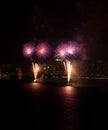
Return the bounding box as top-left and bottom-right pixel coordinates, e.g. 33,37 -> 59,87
63,60 -> 72,84
32,62 -> 40,82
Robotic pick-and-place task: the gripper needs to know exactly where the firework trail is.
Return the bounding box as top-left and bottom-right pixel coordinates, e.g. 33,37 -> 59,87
63,59 -> 72,85
32,62 -> 40,82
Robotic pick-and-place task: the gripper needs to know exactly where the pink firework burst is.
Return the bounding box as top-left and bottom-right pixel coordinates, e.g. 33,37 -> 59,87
66,44 -> 75,55
66,41 -> 77,56
66,41 -> 81,56
55,41 -> 82,59
55,43 -> 68,59
36,42 -> 50,58
22,43 -> 35,58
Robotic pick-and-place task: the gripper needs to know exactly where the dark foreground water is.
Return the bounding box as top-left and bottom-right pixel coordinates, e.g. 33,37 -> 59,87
1,79 -> 108,130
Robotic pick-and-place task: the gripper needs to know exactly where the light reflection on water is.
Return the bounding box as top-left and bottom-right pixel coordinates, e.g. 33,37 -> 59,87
22,82 -> 76,96
1,80 -> 108,129
62,85 -> 75,95
21,82 -> 79,130
31,82 -> 41,88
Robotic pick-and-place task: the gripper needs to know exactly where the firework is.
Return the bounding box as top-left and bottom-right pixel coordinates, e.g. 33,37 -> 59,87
63,59 -> 72,84
22,43 -> 35,58
55,43 -> 68,59
66,44 -> 75,55
66,41 -> 81,56
36,42 -> 50,58
55,41 -> 78,85
32,62 -> 40,82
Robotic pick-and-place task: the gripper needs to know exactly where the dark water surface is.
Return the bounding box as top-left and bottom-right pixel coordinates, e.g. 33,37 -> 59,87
1,79 -> 108,130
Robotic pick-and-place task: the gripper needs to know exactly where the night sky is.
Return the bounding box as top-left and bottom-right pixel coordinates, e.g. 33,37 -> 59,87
0,0 -> 107,65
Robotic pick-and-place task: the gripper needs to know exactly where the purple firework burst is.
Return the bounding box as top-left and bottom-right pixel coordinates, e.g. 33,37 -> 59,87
22,43 -> 35,58
55,41 -> 81,59
66,41 -> 82,56
55,43 -> 68,59
36,42 -> 50,58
